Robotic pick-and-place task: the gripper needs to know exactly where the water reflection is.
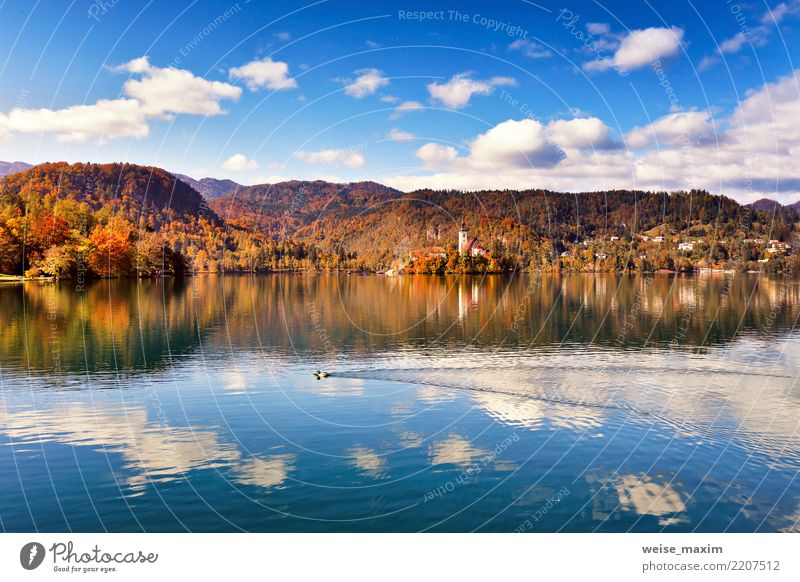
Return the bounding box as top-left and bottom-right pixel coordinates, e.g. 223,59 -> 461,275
2,273 -> 799,375
615,475 -> 689,526
1,273 -> 798,532
429,435 -> 492,469
347,447 -> 387,479
586,472 -> 690,527
0,403 -> 294,493
233,455 -> 295,489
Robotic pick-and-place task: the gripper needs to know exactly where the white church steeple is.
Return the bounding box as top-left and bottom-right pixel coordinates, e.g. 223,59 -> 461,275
458,218 -> 469,255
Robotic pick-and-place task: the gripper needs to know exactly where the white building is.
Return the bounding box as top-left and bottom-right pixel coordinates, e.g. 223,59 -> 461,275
471,245 -> 487,257
458,222 -> 469,255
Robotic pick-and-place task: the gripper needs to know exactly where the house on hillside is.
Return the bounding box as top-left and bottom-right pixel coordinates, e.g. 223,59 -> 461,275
470,244 -> 487,257
410,246 -> 447,261
766,240 -> 791,255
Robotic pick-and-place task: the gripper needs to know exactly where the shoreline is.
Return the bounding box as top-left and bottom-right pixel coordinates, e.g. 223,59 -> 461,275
1,270 -> 795,283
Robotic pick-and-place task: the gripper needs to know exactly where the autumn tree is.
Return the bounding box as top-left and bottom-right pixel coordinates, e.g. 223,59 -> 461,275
0,224 -> 22,274
135,232 -> 167,277
37,245 -> 78,279
87,218 -> 133,277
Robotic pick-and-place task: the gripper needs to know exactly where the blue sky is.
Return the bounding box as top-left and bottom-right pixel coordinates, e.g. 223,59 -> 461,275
0,0 -> 799,201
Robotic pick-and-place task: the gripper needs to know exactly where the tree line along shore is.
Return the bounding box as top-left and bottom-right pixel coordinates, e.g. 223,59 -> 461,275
1,162 -> 798,280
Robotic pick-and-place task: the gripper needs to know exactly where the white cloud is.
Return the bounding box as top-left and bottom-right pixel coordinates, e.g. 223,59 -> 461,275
408,119 -> 567,174
0,99 -> 149,142
386,128 -> 416,141
342,68 -> 389,98
295,148 -> 365,168
389,100 -> 424,119
626,111 -> 716,148
383,70 -> 800,202
580,23 -> 621,52
763,1 -> 798,23
222,153 -> 258,171
698,55 -> 720,72
380,95 -> 400,103
701,3 -> 799,69
508,39 -> 552,59
719,32 -> 752,54
119,57 -> 242,116
469,119 -> 565,169
273,31 -> 291,41
415,143 -> 458,168
229,57 -> 298,91
586,22 -> 611,35
427,73 -> 516,109
0,56 -> 240,142
585,27 -> 684,72
546,117 -> 619,150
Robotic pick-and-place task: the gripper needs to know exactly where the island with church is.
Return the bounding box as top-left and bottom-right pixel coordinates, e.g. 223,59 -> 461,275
399,219 -> 506,275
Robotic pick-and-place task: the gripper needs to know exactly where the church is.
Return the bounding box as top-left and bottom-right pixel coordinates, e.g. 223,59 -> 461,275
458,221 -> 487,257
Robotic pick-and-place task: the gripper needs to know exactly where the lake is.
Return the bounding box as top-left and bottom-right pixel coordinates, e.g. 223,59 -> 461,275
1,273 -> 798,532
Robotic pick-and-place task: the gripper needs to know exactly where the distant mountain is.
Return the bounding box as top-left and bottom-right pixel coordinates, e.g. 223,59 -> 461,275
749,198 -> 783,212
174,174 -> 241,199
748,198 -> 800,213
0,161 -> 33,176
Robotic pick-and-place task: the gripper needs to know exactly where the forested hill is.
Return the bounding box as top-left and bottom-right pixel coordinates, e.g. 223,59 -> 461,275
213,184 -> 800,239
0,163 -> 223,278
210,179 -> 401,232
210,184 -> 799,260
0,162 -> 214,221
1,161 -> 800,278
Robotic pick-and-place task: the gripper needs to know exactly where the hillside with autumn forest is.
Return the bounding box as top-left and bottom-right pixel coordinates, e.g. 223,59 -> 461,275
1,162 -> 799,279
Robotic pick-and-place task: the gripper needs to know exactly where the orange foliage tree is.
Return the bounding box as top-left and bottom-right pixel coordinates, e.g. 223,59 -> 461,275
87,218 -> 133,277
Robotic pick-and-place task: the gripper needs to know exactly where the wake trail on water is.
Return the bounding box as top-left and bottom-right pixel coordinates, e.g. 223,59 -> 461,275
328,367 -> 717,438
337,363 -> 798,381
326,363 -> 800,447
335,368 -> 648,415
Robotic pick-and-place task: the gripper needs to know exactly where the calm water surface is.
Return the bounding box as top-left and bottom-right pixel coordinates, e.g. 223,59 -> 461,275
1,273 -> 798,532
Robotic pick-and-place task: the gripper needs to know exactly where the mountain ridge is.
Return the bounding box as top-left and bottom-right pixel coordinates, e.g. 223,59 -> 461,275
4,161 -> 800,209
0,161 -> 33,177
2,161 -> 800,278
173,174 -> 242,200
